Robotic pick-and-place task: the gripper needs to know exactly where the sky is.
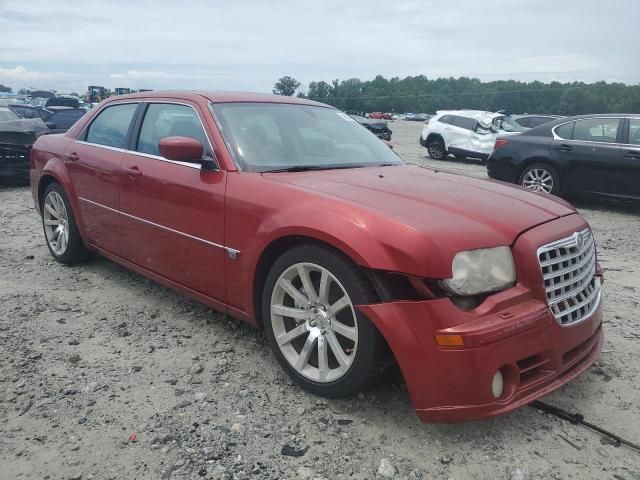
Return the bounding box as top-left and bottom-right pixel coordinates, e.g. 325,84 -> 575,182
0,0 -> 638,94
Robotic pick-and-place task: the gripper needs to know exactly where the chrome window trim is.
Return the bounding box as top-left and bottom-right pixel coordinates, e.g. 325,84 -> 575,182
73,141 -> 203,170
78,196 -> 240,257
75,140 -> 127,153
76,100 -> 220,170
551,117 -> 624,144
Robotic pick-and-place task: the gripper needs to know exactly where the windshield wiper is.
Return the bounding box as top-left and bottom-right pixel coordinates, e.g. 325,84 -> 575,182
262,164 -> 369,173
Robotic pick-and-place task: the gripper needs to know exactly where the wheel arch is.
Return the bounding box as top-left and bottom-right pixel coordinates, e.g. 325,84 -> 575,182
517,157 -> 562,192
252,235 -> 382,330
426,132 -> 445,147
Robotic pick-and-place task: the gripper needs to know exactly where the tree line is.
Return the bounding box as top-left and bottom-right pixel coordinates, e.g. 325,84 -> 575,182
273,76 -> 640,115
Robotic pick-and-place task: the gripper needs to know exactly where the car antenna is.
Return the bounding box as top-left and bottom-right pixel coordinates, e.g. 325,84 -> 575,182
530,400 -> 640,453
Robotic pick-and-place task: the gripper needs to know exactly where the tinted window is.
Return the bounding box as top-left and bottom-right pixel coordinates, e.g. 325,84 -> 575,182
49,110 -> 85,129
211,103 -> 401,172
555,122 -> 574,140
572,119 -> 620,143
515,117 -> 531,128
528,117 -> 554,128
449,115 -> 476,130
86,104 -> 138,149
629,119 -> 640,146
137,103 -> 209,157
438,115 -> 452,124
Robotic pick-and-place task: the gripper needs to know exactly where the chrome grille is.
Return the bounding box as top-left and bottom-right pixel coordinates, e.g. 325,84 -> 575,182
537,228 -> 601,326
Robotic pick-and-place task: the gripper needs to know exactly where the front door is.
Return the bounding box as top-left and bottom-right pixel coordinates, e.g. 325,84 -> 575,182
66,102 -> 139,252
611,118 -> 640,199
118,101 -> 227,302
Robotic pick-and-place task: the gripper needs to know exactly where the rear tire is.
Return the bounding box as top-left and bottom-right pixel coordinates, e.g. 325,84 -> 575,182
427,138 -> 447,160
41,182 -> 91,264
262,244 -> 389,398
518,163 -> 560,195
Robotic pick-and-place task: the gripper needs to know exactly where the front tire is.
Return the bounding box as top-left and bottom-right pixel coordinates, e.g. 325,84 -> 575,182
518,163 -> 560,195
262,244 -> 389,398
427,138 -> 447,160
42,182 -> 91,264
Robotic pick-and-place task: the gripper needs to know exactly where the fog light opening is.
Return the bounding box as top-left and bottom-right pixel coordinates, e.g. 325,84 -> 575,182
492,370 -> 504,399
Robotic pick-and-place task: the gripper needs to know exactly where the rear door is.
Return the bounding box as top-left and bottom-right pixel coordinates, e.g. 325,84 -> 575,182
446,115 -> 476,153
551,118 -> 622,195
118,101 -> 228,302
67,102 -> 140,252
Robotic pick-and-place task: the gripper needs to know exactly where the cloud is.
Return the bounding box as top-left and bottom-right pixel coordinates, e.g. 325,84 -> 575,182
0,0 -> 638,93
109,70 -> 204,80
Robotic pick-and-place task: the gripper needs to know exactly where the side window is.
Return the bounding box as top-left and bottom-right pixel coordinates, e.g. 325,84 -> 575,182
86,104 -> 138,149
457,117 -> 476,130
438,115 -> 451,125
629,119 -> 640,146
137,103 -> 209,157
555,122 -> 575,140
572,119 -> 620,143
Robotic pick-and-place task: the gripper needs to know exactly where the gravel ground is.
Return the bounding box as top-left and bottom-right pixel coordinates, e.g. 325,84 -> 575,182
2,121 -> 640,480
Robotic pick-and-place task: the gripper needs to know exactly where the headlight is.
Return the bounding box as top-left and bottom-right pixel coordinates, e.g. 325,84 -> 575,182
441,246 -> 516,296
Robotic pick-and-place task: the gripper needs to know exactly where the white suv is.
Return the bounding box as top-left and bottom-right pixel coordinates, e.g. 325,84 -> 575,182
419,110 -> 524,163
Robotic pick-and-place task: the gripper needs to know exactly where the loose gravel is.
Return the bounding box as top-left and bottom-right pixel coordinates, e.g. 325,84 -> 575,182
1,121 -> 639,479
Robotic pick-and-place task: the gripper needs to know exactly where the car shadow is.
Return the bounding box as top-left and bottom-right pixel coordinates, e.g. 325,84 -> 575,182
570,196 -> 639,215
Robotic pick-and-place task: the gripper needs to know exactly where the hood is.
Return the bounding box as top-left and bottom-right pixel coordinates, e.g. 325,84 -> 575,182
263,165 -> 575,248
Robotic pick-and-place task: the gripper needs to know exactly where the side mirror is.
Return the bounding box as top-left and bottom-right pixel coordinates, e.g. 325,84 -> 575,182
45,122 -> 57,130
159,136 -> 204,162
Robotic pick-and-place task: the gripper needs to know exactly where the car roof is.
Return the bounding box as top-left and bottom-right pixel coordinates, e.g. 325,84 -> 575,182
436,109 -> 502,123
106,90 -> 332,108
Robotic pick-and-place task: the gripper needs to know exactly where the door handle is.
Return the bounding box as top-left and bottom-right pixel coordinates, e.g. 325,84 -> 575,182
558,144 -> 573,152
123,166 -> 142,177
624,151 -> 640,159
64,152 -> 79,161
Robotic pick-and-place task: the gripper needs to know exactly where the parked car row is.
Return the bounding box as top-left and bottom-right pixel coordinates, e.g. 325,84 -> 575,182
9,105 -> 87,134
417,107 -> 640,201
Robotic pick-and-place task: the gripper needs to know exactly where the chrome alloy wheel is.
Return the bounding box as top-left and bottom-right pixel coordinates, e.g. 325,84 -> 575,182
522,168 -> 554,193
43,191 -> 70,255
270,262 -> 358,383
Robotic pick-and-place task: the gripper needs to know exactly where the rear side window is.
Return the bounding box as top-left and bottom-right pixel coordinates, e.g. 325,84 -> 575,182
136,103 -> 209,157
449,115 -> 476,130
572,119 -> 620,143
555,122 -> 575,140
85,104 -> 138,149
438,115 -> 451,125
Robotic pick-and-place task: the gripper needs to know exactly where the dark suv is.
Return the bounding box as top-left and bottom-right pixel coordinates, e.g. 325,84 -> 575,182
487,114 -> 640,200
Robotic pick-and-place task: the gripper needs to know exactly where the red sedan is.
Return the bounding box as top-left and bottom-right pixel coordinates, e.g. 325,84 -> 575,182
29,91 -> 603,422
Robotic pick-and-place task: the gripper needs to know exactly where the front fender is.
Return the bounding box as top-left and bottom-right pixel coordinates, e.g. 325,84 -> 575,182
224,173 -> 450,319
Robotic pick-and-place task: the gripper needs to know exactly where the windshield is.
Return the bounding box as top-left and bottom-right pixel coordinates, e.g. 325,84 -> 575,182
210,103 -> 402,172
494,115 -> 525,132
0,107 -> 20,122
